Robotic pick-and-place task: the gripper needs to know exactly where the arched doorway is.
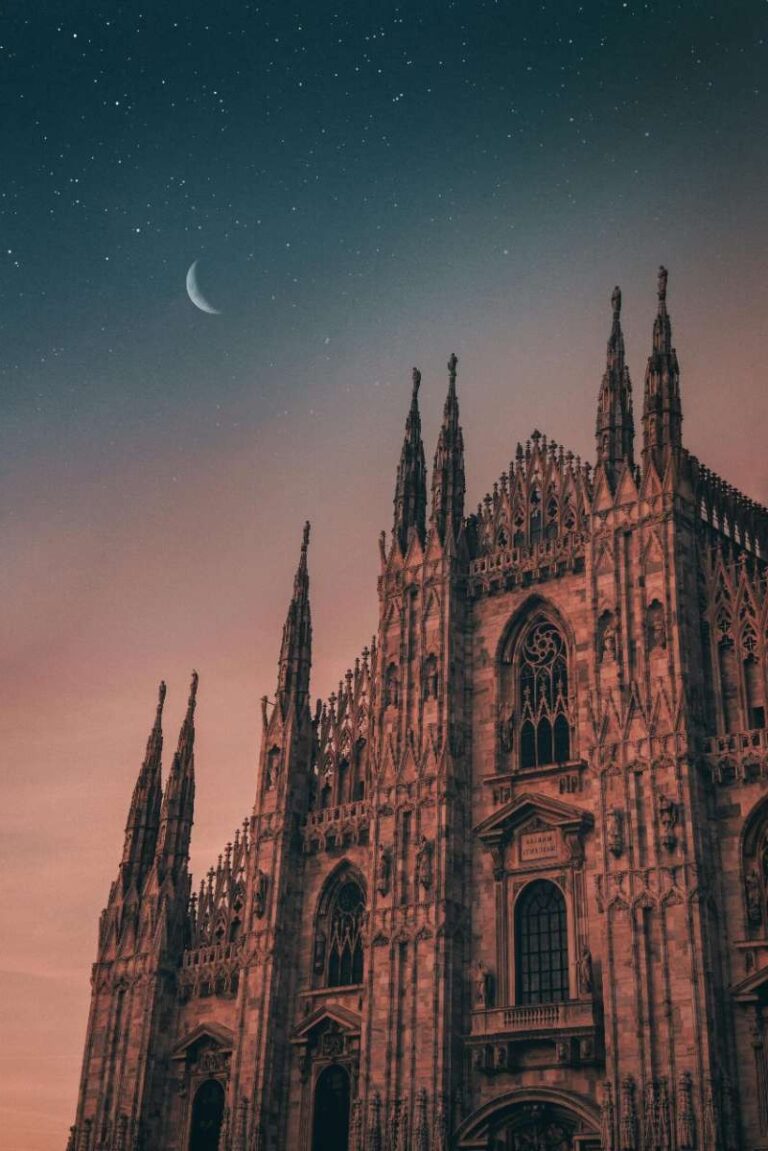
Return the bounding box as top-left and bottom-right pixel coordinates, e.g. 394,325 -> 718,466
311,1064 -> 351,1151
491,1103 -> 576,1150
455,1088 -> 601,1151
188,1079 -> 225,1151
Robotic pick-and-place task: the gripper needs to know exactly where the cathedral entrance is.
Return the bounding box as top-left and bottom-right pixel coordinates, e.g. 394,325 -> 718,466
490,1104 -> 577,1150
188,1079 -> 225,1151
456,1090 -> 600,1151
311,1064 -> 351,1151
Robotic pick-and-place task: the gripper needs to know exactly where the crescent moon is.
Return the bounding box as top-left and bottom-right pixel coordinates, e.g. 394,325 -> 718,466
186,260 -> 221,315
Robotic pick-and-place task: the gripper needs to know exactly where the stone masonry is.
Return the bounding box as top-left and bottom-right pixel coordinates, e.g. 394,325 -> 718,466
69,270 -> 768,1150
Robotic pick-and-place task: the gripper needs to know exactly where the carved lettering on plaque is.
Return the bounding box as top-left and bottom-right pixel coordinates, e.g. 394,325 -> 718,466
519,829 -> 559,862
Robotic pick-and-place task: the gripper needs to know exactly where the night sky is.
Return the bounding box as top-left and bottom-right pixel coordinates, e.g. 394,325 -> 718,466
2,2 -> 767,1147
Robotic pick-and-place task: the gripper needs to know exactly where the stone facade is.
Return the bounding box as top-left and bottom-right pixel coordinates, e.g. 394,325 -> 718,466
69,270 -> 768,1151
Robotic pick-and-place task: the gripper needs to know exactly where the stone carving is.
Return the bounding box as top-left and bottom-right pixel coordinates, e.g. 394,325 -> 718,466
577,945 -> 593,994
368,1091 -> 383,1151
384,664 -> 399,709
607,809 -> 624,857
433,1095 -> 448,1151
647,600 -> 667,651
253,870 -> 268,918
416,836 -> 434,890
423,654 -> 439,700
218,1106 -> 230,1151
600,1081 -> 616,1151
415,1087 -> 429,1151
474,960 -> 493,1007
498,711 -> 515,754
658,794 -> 679,851
376,844 -> 392,897
199,1049 -> 229,1074
351,1099 -> 364,1151
745,868 -> 762,925
703,1077 -> 718,1150
594,874 -> 605,913
510,1118 -> 573,1150
313,931 -> 326,973
620,1075 -> 638,1151
600,616 -> 617,663
678,1070 -> 696,1149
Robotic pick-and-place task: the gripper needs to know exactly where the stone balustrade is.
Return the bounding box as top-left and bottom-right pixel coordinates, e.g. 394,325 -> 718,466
471,998 -> 596,1037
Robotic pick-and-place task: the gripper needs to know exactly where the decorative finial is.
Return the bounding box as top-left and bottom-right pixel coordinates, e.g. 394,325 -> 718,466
412,367 -> 421,395
302,521 -> 311,551
188,670 -> 199,706
657,265 -> 668,302
157,680 -> 167,712
612,286 -> 621,318
447,353 -> 458,383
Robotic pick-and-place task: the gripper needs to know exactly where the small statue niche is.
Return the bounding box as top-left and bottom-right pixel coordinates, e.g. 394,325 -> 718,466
423,654 -> 439,701
577,945 -> 594,995
416,835 -> 434,891
384,663 -> 399,709
254,870 -> 268,919
658,793 -> 679,852
474,961 -> 494,1008
606,808 -> 624,858
376,844 -> 392,897
598,611 -> 617,664
647,600 -> 667,652
498,711 -> 515,755
745,868 -> 762,926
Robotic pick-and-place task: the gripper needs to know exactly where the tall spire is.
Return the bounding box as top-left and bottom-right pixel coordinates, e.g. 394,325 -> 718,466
277,522 -> 312,714
156,672 -> 197,876
642,266 -> 682,474
595,285 -> 634,482
120,681 -> 166,889
392,368 -> 427,554
430,353 -> 465,546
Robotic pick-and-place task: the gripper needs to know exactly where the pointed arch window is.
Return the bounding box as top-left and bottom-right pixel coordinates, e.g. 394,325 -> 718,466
515,880 -> 568,1005
519,619 -> 571,768
327,880 -> 365,987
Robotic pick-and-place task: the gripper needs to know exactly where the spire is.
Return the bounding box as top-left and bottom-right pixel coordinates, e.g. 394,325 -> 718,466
119,681 -> 166,889
277,522 -> 313,714
595,285 -> 634,482
642,265 -> 682,474
431,353 -> 466,545
392,368 -> 427,554
156,672 -> 197,876
176,669 -> 198,766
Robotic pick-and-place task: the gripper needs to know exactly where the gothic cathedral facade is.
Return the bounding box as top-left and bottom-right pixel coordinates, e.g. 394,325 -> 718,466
70,271 -> 768,1151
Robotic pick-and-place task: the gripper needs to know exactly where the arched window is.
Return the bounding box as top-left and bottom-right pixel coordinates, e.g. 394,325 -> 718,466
719,638 -> 741,734
188,1079 -> 225,1151
327,880 -> 365,987
518,619 -> 571,768
515,880 -> 569,1005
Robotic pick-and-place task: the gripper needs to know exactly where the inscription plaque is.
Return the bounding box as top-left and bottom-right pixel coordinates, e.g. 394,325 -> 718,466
519,829 -> 559,861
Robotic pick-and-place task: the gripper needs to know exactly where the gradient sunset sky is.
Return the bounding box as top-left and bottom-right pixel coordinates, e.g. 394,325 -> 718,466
2,1 -> 767,1147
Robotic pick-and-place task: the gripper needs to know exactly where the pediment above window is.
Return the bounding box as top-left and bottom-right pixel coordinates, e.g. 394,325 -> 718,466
171,1023 -> 234,1076
291,1003 -> 361,1043
475,792 -> 592,876
475,792 -> 592,848
732,963 -> 768,1004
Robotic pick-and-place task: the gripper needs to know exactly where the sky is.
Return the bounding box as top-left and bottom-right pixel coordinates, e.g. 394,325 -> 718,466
1,0 -> 767,1147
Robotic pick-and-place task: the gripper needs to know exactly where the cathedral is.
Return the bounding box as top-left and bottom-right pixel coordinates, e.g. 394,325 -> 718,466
69,269 -> 768,1151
